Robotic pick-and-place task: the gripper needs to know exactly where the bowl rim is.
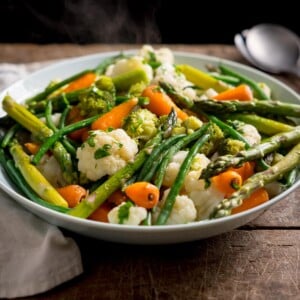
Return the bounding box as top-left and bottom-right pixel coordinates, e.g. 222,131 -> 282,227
0,48 -> 299,234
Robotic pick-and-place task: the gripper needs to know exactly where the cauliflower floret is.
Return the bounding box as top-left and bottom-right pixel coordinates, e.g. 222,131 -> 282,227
77,129 -> 138,181
153,189 -> 197,225
105,56 -> 153,81
188,180 -> 225,220
240,124 -> 261,146
152,63 -> 196,101
198,88 -> 219,100
108,202 -> 147,225
139,45 -> 174,65
163,151 -> 210,193
37,154 -> 66,187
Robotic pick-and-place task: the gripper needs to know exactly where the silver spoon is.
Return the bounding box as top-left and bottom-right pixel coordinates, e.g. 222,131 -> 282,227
245,24 -> 300,76
234,32 -> 278,73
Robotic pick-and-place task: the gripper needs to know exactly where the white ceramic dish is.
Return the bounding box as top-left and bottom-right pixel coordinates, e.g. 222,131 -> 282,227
0,50 -> 299,245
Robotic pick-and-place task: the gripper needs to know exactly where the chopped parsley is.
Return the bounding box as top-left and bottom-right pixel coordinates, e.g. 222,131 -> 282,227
94,144 -> 112,159
118,201 -> 133,224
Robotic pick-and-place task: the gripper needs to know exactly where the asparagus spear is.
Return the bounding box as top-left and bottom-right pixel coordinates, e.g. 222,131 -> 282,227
2,95 -> 77,184
225,113 -> 294,135
9,140 -> 68,208
211,142 -> 300,218
192,99 -> 300,118
201,126 -> 300,179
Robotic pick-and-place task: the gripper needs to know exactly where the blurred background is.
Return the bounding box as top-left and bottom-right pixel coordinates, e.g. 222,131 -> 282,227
0,0 -> 299,44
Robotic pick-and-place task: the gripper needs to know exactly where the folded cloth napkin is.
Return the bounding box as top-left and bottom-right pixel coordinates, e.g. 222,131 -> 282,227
0,62 -> 83,299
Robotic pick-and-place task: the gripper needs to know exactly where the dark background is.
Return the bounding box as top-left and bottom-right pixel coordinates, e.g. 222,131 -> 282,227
0,0 -> 299,44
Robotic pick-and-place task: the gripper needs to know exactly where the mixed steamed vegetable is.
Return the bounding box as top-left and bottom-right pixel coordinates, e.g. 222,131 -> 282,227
1,45 -> 300,226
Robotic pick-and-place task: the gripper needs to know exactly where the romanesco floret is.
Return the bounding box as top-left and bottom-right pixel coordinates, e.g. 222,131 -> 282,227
123,108 -> 159,145
77,129 -> 138,181
153,189 -> 197,225
108,202 -> 147,225
200,123 -> 224,156
77,76 -> 115,117
218,138 -> 246,155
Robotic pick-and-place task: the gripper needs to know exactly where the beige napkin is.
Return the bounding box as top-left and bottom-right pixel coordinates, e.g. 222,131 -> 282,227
0,62 -> 83,299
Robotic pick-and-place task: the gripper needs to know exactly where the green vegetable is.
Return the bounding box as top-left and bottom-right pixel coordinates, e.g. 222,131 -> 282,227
1,123 -> 20,148
112,69 -> 149,91
25,69 -> 93,104
118,201 -> 134,224
155,132 -> 210,225
9,140 -> 68,208
154,123 -> 211,188
123,108 -> 159,145
159,81 -> 194,108
225,113 -> 294,135
67,136 -> 159,218
0,149 -> 69,213
219,65 -> 269,100
211,142 -> 300,218
218,138 -> 246,155
200,126 -> 300,179
209,72 -> 240,85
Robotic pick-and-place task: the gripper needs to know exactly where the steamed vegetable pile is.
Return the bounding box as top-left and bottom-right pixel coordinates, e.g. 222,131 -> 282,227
1,45 -> 300,226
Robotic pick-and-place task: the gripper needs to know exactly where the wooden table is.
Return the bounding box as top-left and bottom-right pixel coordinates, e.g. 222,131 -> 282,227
1,44 -> 299,299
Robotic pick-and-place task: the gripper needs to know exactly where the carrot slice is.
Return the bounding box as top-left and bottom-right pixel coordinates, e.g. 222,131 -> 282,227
91,97 -> 138,130
232,188 -> 269,214
142,85 -> 188,120
124,181 -> 160,209
231,161 -> 255,181
213,84 -> 253,101
88,202 -> 112,223
107,190 -> 127,206
56,185 -> 87,208
211,170 -> 243,197
24,142 -> 40,155
63,72 -> 96,93
67,106 -> 89,141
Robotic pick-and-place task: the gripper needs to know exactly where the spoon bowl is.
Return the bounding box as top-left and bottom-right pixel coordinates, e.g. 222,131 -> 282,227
245,24 -> 300,76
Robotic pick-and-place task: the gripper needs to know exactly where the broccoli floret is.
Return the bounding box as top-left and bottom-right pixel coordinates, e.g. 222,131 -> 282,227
123,108 -> 159,145
78,76 -> 115,117
128,82 -> 147,97
200,123 -> 224,156
183,116 -> 203,134
218,138 -> 246,155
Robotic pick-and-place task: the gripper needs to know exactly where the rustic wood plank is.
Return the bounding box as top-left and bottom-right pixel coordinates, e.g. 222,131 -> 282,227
22,230 -> 300,300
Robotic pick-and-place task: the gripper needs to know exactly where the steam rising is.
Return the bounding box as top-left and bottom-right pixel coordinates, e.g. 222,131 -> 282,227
25,0 -> 161,44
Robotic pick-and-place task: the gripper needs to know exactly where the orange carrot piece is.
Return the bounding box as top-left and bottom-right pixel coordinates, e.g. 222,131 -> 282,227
24,142 -> 40,155
88,202 -> 112,223
91,97 -> 138,131
107,190 -> 128,206
231,161 -> 255,181
63,72 -> 96,93
211,170 -> 243,197
213,84 -> 253,101
232,188 -> 269,214
124,181 -> 159,209
56,185 -> 87,208
67,106 -> 89,141
142,85 -> 188,120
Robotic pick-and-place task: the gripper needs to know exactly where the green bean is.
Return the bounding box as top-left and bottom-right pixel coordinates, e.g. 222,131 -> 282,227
209,73 -> 240,85
138,134 -> 185,182
154,123 -> 210,188
45,100 -> 76,157
219,65 -> 269,100
155,132 -> 210,225
0,149 -> 69,213
32,114 -> 99,165
25,69 -> 93,104
1,123 -> 20,148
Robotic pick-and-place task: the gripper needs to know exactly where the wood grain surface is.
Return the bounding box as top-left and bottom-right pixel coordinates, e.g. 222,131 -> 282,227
1,44 -> 299,300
